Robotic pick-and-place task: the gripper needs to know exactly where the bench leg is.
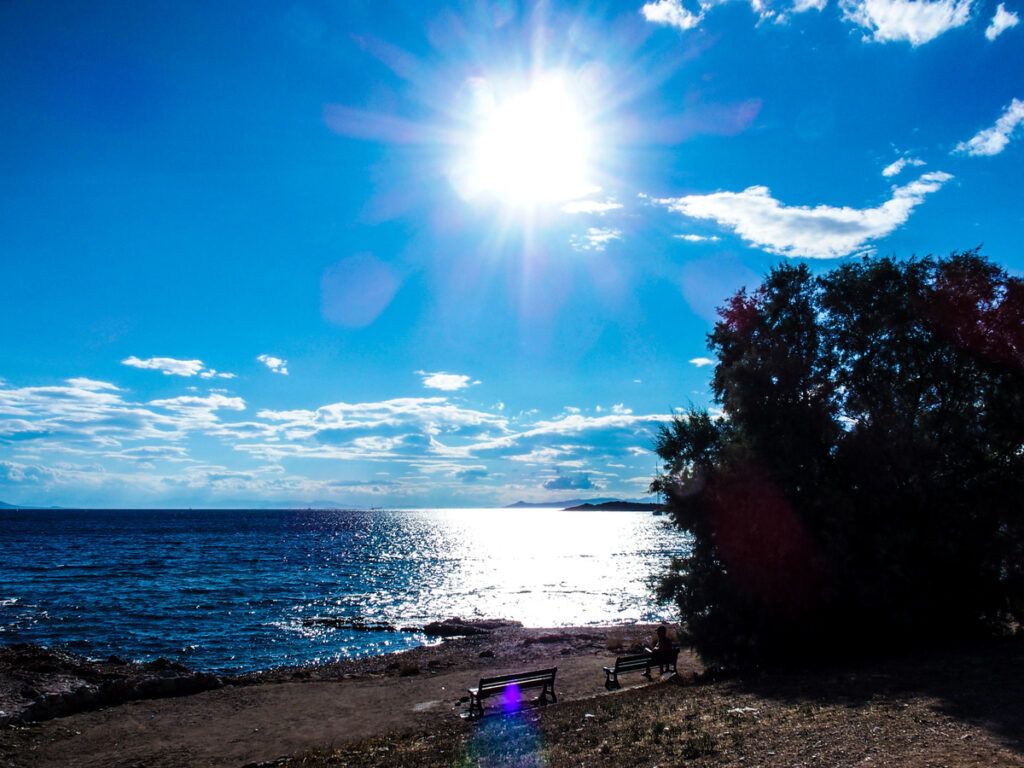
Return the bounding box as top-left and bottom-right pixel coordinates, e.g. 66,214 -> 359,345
605,672 -> 620,690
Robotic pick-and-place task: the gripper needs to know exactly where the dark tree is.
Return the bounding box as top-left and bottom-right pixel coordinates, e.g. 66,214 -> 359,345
653,251 -> 1024,666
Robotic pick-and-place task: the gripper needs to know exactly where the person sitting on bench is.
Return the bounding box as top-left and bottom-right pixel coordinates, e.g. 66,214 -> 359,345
645,625 -> 674,669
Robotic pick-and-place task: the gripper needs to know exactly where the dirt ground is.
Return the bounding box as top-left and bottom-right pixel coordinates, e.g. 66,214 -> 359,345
0,625 -> 686,768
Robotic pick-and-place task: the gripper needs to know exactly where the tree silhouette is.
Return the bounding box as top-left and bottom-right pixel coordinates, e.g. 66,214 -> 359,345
653,251 -> 1024,666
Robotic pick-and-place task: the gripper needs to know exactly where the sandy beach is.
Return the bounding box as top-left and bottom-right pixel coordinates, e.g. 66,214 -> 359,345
0,624 -> 691,768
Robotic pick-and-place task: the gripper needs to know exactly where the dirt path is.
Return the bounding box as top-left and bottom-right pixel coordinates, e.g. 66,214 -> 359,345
3,626 -> 696,768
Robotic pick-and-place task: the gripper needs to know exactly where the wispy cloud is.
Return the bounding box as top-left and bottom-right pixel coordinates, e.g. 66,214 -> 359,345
792,0 -> 827,11
881,156 -> 925,177
257,355 -> 289,375
953,98 -> 1024,156
0,378 -> 247,451
122,356 -> 234,380
124,356 -> 199,377
676,234 -> 721,242
840,0 -> 973,44
655,171 -> 953,259
2,364 -> 673,504
560,199 -> 624,214
417,371 -> 479,391
986,2 -> 1019,39
690,357 -> 715,367
570,227 -> 622,251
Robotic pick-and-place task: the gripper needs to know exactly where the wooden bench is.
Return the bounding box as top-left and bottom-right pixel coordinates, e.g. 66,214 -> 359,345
467,667 -> 557,718
603,648 -> 679,689
603,653 -> 652,689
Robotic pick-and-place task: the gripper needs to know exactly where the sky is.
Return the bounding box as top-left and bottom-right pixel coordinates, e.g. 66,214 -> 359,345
1,0 -> 1022,508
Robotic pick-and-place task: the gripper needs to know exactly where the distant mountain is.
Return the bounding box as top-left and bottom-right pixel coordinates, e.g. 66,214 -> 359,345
504,497 -> 639,509
0,501 -> 62,509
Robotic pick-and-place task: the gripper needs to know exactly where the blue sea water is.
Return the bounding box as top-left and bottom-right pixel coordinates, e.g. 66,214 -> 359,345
0,508 -> 688,673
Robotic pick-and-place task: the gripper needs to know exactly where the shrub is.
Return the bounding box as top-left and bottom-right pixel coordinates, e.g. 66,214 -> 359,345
654,251 -> 1024,666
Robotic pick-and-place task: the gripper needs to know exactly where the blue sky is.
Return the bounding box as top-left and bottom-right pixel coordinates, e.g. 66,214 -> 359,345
1,0 -> 1022,508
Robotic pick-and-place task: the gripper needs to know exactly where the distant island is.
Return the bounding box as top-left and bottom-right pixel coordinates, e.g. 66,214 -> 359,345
504,497 -> 621,509
563,501 -> 664,512
504,498 -> 662,512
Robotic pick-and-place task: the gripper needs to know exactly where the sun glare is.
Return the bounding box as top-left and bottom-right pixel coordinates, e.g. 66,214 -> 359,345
457,76 -> 597,205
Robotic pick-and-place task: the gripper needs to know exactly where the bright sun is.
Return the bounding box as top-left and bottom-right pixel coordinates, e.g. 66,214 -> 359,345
458,76 -> 596,205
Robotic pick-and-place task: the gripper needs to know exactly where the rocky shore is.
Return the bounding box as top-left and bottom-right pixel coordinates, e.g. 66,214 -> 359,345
0,644 -> 223,728
0,617 -> 552,729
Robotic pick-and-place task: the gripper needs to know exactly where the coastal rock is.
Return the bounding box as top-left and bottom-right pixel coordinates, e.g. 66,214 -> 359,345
421,617 -> 523,638
0,643 -> 222,727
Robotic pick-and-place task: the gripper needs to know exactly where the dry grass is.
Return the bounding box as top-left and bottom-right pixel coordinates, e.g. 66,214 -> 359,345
603,630 -> 624,651
281,640 -> 1024,768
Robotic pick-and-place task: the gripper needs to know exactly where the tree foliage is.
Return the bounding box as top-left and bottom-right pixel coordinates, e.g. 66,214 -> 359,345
653,251 -> 1024,666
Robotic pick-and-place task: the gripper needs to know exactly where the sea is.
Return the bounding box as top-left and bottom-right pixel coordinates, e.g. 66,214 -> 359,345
0,507 -> 689,674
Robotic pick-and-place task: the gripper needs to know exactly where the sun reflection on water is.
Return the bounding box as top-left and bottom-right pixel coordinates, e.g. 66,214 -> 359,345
408,507 -> 678,627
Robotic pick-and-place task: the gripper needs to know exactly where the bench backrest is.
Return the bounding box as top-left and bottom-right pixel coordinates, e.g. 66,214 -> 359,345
477,667 -> 557,693
615,654 -> 653,671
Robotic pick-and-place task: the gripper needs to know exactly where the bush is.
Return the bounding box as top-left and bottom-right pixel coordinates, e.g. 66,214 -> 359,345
653,251 -> 1024,667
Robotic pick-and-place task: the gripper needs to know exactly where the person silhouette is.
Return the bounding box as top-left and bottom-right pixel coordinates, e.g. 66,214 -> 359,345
646,625 -> 675,672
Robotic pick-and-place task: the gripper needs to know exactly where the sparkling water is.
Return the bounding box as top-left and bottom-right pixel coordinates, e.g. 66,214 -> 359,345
0,508 -> 688,673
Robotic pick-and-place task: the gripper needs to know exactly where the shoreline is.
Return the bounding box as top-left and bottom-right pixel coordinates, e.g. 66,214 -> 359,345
0,621 -> 683,723
1,622 -> 692,768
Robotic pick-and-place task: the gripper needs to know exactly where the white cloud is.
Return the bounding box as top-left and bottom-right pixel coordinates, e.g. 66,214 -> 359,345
122,356 -> 205,377
675,234 -> 722,242
642,0 -> 781,28
122,356 -> 233,379
655,171 -> 952,259
570,227 -> 622,251
840,0 -> 973,44
792,0 -> 827,11
560,200 -> 624,214
257,355 -> 289,375
690,357 -> 716,367
881,156 -> 925,177
986,2 -> 1019,38
417,371 -> 479,391
953,98 -> 1024,156
642,0 -> 704,29
256,397 -> 506,441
